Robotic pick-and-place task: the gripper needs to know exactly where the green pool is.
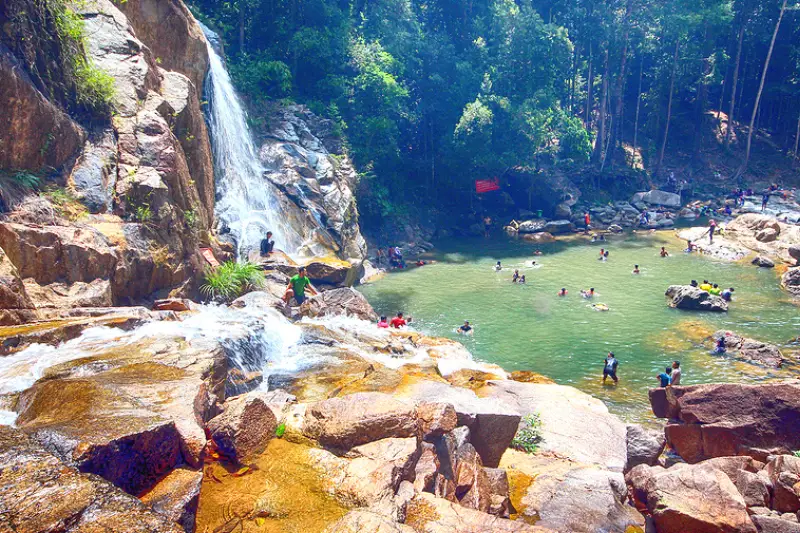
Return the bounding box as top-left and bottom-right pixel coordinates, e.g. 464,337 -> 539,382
358,232 -> 800,422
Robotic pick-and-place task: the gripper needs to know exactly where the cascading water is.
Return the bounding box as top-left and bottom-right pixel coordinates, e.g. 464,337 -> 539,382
201,25 -> 304,258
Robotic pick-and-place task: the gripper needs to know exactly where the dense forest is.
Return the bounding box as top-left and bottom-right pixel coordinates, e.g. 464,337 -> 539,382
188,0 -> 800,222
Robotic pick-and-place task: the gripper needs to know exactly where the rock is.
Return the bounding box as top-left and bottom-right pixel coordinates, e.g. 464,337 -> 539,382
299,287 -> 378,321
627,462 -> 757,533
23,278 -> 113,308
0,245 -> 35,313
543,220 -> 574,234
752,256 -> 776,268
517,220 -> 547,234
0,45 -> 85,171
508,371 -> 555,384
417,402 -> 458,440
153,298 -> 194,312
140,466 -> 203,532
479,380 -> 627,472
651,383 -> 800,463
751,515 -> 800,533
414,442 -> 440,493
207,392 -> 277,463
396,380 -> 520,468
789,245 -> 800,265
303,257 -> 361,286
453,442 -> 492,513
69,130 -> 118,213
637,190 -> 682,208
782,268 -> 800,296
626,424 -> 667,471
712,331 -> 785,368
554,203 -> 572,219
757,228 -> 780,243
608,224 -> 624,233
0,425 -> 183,533
326,510 -> 416,533
404,492 -> 552,532
665,285 -> 729,312
735,469 -> 771,508
519,232 -> 556,243
303,392 -> 418,449
484,467 -> 512,517
765,456 -> 800,513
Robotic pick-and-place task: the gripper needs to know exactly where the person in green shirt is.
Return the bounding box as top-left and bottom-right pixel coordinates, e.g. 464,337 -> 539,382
283,266 -> 318,305
709,283 -> 722,296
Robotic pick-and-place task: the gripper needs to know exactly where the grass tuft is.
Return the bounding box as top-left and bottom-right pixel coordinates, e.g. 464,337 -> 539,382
200,260 -> 266,302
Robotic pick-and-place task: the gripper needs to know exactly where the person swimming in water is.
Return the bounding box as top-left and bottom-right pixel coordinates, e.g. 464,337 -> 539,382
598,248 -> 605,260
712,336 -> 726,354
603,250 -> 609,260
534,250 -> 543,256
458,321 -> 473,335
518,275 -> 526,284
632,265 -> 640,274
494,261 -> 502,272
581,288 -> 595,298
377,316 -> 389,328
512,269 -> 520,283
660,247 -> 669,257
686,240 -> 695,253
558,288 -> 568,296
721,287 -> 735,301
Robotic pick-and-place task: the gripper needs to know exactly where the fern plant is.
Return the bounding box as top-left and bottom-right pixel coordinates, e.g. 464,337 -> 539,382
200,261 -> 266,302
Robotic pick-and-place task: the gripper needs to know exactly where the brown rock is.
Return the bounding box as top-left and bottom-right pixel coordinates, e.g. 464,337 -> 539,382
303,257 -> 360,286
712,331 -> 785,368
0,245 -> 35,311
665,285 -> 729,312
414,442 -> 440,493
783,268 -> 800,296
23,278 -> 113,308
303,392 -> 418,449
483,467 -> 511,517
736,469 -> 771,508
627,462 -> 756,533
0,425 -> 183,533
140,466 -> 203,532
509,371 -> 555,384
626,423 -> 667,471
403,492 -> 553,532
751,515 -> 800,533
207,392 -> 277,463
325,510 -> 416,533
654,383 -> 800,462
299,287 -> 379,321
453,443 -> 491,513
756,228 -> 779,243
153,298 -> 194,312
765,456 -> 800,513
417,402 -> 458,440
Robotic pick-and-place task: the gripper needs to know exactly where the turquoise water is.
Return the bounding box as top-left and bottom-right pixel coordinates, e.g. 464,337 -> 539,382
359,232 -> 800,422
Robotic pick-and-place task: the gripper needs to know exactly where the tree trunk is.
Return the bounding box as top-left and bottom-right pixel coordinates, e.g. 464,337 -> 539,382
633,55 -> 644,163
569,45 -> 579,113
586,42 -> 594,127
793,109 -> 800,168
693,22 -> 711,159
609,0 -> 634,164
238,6 -> 245,54
655,38 -> 680,177
725,19 -> 746,149
592,45 -> 610,165
716,68 -> 727,136
737,0 -> 787,178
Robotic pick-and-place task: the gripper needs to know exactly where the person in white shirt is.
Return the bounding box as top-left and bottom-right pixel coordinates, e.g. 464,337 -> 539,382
671,361 -> 682,386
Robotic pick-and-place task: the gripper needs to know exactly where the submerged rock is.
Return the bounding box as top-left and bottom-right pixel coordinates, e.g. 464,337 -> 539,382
665,285 -> 728,312
140,466 -> 203,532
711,330 -> 785,368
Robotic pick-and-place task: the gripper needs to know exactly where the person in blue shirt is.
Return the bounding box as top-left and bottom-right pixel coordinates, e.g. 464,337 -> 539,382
657,367 -> 672,388
602,352 -> 619,384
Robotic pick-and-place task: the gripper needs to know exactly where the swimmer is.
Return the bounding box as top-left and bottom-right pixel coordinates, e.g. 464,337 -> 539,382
534,250 -> 543,256
685,240 -> 695,253
660,247 -> 669,257
558,288 -> 568,297
592,303 -> 610,312
458,321 -> 474,335
598,248 -> 605,260
604,250 -> 609,260
519,275 -> 526,284
581,288 -> 596,299
512,269 -> 520,283
711,336 -> 726,354
531,261 -> 539,267
377,316 -> 389,328
494,261 -> 502,272
721,287 -> 734,301
632,264 -> 640,274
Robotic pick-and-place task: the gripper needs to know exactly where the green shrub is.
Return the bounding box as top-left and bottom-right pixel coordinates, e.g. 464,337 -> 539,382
183,209 -> 198,229
275,423 -> 286,438
793,450 -> 800,458
510,414 -> 543,454
7,172 -> 41,190
73,59 -> 116,111
42,185 -> 88,221
230,57 -> 293,100
133,205 -> 153,223
200,260 -> 266,301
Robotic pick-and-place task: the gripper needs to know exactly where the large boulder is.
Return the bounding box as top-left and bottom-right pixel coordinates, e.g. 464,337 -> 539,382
542,220 -> 574,234
626,462 -> 757,533
517,220 -> 547,234
789,245 -> 800,265
299,287 -> 379,321
626,423 -> 667,471
479,380 -> 628,472
649,383 -> 800,463
207,392 -> 277,463
0,425 -> 183,533
303,257 -> 361,286
751,515 -> 800,533
326,510 -> 416,533
782,268 -> 800,296
752,256 -> 776,268
0,245 -> 37,325
635,190 -> 682,208
665,285 -> 729,312
139,466 -> 203,532
711,331 -> 785,368
764,455 -> 800,513
303,392 -> 418,449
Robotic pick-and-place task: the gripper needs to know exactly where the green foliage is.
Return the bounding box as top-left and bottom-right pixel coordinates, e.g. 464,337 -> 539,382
73,59 -> 116,111
511,414 -> 543,454
200,260 -> 266,301
183,209 -> 199,229
6,172 -> 41,190
230,57 -> 293,100
275,423 -> 286,438
794,450 -> 800,458
133,205 -> 153,223
42,185 -> 88,221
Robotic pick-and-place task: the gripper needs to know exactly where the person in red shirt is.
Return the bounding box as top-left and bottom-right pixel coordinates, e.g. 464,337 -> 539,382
584,212 -> 591,232
390,312 -> 411,328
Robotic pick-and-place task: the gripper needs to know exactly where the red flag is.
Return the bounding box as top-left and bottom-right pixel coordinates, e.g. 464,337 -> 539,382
475,178 -> 500,193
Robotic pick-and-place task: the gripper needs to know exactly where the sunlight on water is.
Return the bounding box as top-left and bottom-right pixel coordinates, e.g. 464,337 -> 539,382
359,232 -> 800,422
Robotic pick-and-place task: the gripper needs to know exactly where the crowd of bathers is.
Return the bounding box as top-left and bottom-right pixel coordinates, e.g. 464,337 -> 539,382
689,279 -> 734,301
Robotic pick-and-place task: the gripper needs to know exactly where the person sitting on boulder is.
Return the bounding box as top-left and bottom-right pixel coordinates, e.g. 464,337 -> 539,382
260,231 -> 275,256
282,266 -> 317,305
602,352 -> 619,384
699,280 -> 712,292
690,280 -> 699,288
721,287 -> 735,301
390,312 -> 411,328
685,240 -> 695,253
657,367 -> 672,388
377,316 -> 389,328
709,283 -> 722,296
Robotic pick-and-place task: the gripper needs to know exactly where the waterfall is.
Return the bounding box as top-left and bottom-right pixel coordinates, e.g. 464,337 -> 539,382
201,25 -> 303,258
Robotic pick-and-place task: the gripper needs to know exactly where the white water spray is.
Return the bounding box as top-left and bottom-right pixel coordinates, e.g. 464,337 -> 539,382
202,25 -> 304,258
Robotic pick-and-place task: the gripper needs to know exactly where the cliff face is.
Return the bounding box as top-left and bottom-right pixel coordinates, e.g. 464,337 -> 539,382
0,0 -> 217,322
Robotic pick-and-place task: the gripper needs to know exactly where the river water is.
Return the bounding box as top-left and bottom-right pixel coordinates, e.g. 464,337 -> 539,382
359,232 -> 800,422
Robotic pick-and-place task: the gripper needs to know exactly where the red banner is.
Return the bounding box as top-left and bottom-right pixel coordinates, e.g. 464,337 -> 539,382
475,178 -> 500,193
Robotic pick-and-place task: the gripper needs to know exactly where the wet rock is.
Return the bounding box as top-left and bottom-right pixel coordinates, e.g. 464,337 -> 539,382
753,256 -> 776,268
325,510 -> 416,533
397,380 -> 520,468
627,462 -> 757,533
480,380 -> 627,472
0,425 -> 183,533
299,287 -> 378,321
303,392 -> 418,449
764,456 -> 800,513
665,285 -> 729,312
417,402 -> 458,440
304,257 -> 360,286
650,383 -> 800,463
712,331 -> 785,368
207,392 -> 277,463
635,190 -> 682,208
140,466 -> 203,532
626,423 -> 667,471
508,371 -> 555,384
153,298 -> 194,312
403,492 -> 552,532
782,268 -> 800,296
23,278 -> 113,308
751,515 -> 800,533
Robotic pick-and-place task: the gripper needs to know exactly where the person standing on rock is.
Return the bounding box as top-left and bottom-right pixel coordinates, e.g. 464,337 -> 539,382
707,219 -> 717,244
602,352 -> 619,384
671,361 -> 681,385
283,266 -> 317,305
260,231 -> 275,256
584,212 -> 591,233
761,193 -> 770,212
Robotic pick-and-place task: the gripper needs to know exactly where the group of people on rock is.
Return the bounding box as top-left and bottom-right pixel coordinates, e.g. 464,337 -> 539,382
375,246 -> 407,269
656,361 -> 682,387
690,279 -> 734,301
259,231 -> 319,306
